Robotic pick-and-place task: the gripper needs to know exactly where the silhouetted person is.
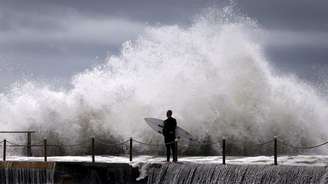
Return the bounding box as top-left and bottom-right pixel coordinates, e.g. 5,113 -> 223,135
163,110 -> 177,162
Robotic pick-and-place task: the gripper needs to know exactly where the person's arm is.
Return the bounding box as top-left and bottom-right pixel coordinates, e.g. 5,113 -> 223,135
173,119 -> 178,140
163,121 -> 167,136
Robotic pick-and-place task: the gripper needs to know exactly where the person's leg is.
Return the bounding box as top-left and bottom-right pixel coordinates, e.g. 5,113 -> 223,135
172,142 -> 177,162
166,144 -> 171,162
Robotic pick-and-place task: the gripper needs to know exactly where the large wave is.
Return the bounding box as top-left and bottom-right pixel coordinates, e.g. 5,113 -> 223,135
1,7 -> 328,155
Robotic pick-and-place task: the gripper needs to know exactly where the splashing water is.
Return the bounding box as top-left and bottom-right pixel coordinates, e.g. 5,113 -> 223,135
1,7 -> 328,154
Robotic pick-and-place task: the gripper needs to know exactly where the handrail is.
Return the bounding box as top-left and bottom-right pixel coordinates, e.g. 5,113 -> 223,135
2,136 -> 328,165
0,131 -> 36,133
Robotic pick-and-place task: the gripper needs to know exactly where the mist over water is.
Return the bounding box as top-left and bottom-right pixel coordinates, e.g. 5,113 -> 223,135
1,7 -> 328,154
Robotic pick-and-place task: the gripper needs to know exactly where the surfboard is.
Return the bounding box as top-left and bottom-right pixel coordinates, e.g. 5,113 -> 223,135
144,118 -> 193,141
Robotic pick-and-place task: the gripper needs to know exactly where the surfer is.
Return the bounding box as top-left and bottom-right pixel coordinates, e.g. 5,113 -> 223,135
163,110 -> 177,162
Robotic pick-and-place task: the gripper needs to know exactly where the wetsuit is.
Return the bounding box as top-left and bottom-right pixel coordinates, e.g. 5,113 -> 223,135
163,117 -> 177,162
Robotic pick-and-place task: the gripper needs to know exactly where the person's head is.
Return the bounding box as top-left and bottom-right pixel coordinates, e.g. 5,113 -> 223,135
166,110 -> 173,118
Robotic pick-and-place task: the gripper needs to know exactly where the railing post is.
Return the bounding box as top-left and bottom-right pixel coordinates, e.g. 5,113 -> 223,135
3,139 -> 6,161
129,138 -> 133,162
27,132 -> 32,157
91,137 -> 95,163
274,136 -> 278,165
222,138 -> 226,165
44,139 -> 47,162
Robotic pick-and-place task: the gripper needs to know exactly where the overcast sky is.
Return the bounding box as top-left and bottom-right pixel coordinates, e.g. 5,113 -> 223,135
0,0 -> 328,90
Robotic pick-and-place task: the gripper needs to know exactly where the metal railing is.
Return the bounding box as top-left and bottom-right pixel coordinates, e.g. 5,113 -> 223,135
1,136 -> 328,165
0,131 -> 35,156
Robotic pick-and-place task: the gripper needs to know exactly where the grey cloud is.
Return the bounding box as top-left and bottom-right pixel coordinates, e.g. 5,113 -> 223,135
0,3 -> 145,85
1,0 -> 220,24
266,44 -> 328,84
259,29 -> 328,47
0,0 -> 328,88
0,15 -> 145,45
260,29 -> 328,84
237,0 -> 328,31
